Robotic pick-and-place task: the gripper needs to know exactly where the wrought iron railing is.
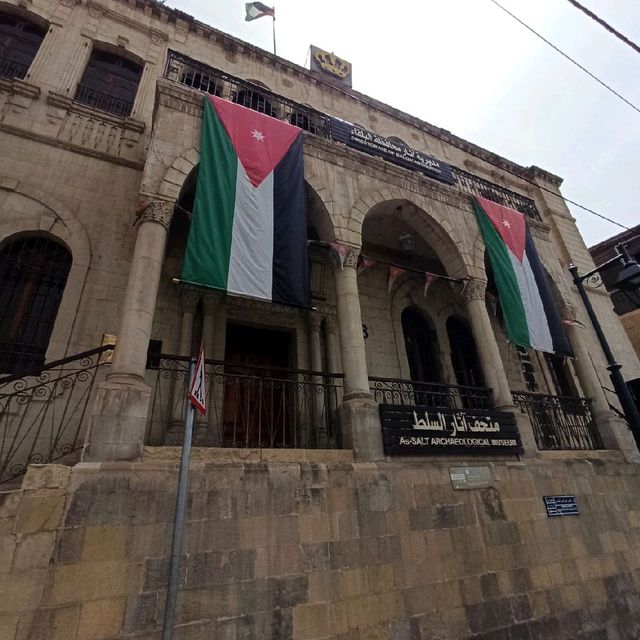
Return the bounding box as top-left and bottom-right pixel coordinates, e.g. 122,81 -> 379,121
165,50 -> 331,136
163,50 -> 542,220
452,167 -> 541,221
369,376 -> 493,410
0,345 -> 114,484
145,355 -> 343,449
0,57 -> 28,81
74,84 -> 134,117
511,391 -> 603,450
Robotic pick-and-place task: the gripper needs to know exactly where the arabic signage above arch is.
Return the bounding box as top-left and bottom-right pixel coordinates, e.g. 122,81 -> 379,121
379,404 -> 523,455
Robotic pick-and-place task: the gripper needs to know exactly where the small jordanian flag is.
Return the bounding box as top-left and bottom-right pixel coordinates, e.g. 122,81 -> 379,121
181,95 -> 309,308
474,196 -> 571,355
245,2 -> 275,20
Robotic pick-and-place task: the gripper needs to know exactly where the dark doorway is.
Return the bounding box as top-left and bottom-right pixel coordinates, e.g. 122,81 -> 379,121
401,307 -> 441,384
446,316 -> 485,389
222,324 -> 293,447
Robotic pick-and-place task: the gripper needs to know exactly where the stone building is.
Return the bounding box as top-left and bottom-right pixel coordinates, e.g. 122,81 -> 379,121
589,224 -> 640,361
2,0 -> 640,638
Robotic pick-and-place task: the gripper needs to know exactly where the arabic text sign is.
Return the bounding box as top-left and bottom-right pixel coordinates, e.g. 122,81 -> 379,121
543,495 -> 579,517
328,119 -> 456,185
380,404 -> 522,455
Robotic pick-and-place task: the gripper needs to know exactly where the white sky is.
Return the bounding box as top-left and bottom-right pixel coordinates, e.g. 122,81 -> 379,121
166,0 -> 639,246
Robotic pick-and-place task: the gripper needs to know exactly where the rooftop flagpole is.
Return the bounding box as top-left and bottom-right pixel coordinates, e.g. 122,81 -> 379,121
272,9 -> 276,56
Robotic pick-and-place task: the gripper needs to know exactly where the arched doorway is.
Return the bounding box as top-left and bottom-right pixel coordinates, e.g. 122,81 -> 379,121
401,307 -> 441,384
446,316 -> 484,388
0,236 -> 72,374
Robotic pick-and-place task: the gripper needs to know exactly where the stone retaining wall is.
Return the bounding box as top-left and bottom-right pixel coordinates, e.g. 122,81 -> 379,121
2,452 -> 640,639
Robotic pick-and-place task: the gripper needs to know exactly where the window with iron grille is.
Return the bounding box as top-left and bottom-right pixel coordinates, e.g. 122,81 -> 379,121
232,86 -> 276,117
0,11 -> 46,80
74,48 -> 142,117
0,236 -> 72,375
516,345 -> 538,392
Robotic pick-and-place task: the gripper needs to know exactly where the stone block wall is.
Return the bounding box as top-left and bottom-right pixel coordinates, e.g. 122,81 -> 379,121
2,454 -> 640,639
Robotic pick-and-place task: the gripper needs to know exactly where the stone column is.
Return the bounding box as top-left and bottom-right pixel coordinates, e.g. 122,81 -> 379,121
462,278 -> 537,452
324,316 -> 342,375
332,249 -> 383,460
562,305 -> 640,460
84,201 -> 174,461
308,313 -> 326,447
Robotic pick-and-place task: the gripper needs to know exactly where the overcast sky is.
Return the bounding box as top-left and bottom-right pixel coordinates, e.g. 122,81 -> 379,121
166,0 -> 639,247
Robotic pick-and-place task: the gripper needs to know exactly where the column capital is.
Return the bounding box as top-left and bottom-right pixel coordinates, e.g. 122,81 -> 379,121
461,278 -> 487,303
137,200 -> 175,229
180,289 -> 200,313
558,301 -> 577,323
202,293 -> 220,316
330,246 -> 360,272
308,313 -> 322,333
324,315 -> 338,335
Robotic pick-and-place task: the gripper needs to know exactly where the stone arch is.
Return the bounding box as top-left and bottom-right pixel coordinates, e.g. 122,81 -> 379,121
0,180 -> 91,360
354,188 -> 471,279
158,147 -> 200,204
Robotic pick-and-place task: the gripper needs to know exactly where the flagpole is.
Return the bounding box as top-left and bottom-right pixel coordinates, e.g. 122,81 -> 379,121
272,11 -> 276,55
162,356 -> 196,640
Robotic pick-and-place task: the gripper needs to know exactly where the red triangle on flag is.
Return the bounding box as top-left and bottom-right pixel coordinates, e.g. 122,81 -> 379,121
209,95 -> 301,188
476,196 -> 526,262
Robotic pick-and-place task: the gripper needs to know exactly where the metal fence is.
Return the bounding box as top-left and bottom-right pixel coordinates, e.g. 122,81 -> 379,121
0,57 -> 28,81
512,391 -> 603,450
74,84 -> 134,118
145,355 -> 343,449
369,376 -> 493,411
0,345 -> 113,484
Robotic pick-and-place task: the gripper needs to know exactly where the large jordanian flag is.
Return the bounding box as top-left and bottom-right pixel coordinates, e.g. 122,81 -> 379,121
181,95 -> 309,307
474,196 -> 571,355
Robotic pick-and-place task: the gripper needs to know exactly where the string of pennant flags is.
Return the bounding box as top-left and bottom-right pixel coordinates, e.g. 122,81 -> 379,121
311,240 -> 464,297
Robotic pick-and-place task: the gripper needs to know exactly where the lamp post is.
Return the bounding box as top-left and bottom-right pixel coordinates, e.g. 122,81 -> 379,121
569,243 -> 640,449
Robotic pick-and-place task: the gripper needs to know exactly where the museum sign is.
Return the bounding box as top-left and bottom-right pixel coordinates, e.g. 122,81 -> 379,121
380,404 -> 523,455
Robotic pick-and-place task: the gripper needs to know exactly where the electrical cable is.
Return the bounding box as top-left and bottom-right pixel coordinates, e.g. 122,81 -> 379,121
565,0 -> 640,57
486,0 -> 640,116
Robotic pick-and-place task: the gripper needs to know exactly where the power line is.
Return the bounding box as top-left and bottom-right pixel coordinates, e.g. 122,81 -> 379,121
485,0 -> 640,116
565,0 -> 640,57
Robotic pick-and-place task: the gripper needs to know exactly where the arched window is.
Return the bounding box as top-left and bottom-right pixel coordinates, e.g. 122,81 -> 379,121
401,307 -> 441,384
0,11 -> 47,80
75,48 -> 142,117
446,316 -> 484,388
0,236 -> 72,374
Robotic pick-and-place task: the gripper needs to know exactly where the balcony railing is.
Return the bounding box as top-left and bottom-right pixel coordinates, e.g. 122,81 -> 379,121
163,50 -> 542,220
369,376 -> 493,411
145,356 -> 343,449
0,57 -> 28,81
512,391 -> 603,450
74,84 -> 134,118
0,345 -> 113,484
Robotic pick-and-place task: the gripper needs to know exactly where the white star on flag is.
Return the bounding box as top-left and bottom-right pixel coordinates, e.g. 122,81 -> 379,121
502,219 -> 512,229
251,129 -> 265,142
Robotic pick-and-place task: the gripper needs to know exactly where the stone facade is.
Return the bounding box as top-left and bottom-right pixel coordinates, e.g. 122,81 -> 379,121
2,0 -> 640,637
3,457 -> 640,640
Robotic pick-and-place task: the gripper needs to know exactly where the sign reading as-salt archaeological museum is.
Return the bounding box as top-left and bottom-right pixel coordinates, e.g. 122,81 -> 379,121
380,405 -> 523,455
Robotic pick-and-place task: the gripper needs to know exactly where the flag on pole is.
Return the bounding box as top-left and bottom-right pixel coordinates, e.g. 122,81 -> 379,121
245,1 -> 274,20
189,341 -> 206,415
181,95 -> 309,308
474,196 -> 571,355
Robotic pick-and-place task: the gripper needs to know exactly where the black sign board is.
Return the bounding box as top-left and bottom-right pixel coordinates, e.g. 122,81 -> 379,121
329,119 -> 456,185
543,495 -> 580,517
380,404 -> 522,455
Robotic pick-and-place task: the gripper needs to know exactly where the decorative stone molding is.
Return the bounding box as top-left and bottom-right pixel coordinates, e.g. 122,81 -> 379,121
558,302 -> 577,324
330,247 -> 359,272
460,278 -> 487,303
324,316 -> 337,334
180,290 -> 200,313
308,314 -> 322,333
137,201 -> 174,229
202,294 -> 220,316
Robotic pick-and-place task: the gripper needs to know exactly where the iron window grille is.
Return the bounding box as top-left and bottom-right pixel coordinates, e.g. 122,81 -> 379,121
0,12 -> 46,80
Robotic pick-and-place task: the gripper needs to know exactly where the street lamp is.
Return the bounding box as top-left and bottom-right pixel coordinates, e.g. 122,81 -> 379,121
569,243 -> 640,449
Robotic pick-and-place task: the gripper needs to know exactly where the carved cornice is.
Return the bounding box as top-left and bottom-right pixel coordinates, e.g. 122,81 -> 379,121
86,1 -> 168,43
137,200 -> 174,229
461,278 -> 487,303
